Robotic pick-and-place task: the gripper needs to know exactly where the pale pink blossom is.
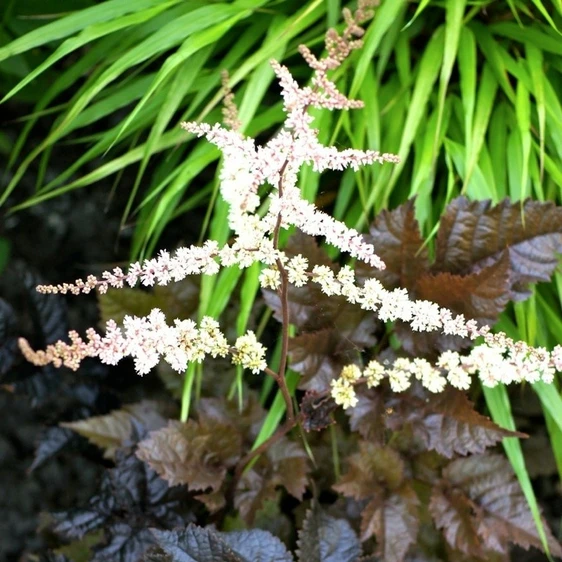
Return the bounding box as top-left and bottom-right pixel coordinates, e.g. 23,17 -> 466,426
19,314 -> 258,377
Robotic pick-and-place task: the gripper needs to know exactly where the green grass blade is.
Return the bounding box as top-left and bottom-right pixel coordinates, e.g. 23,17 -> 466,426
7,126 -> 189,212
326,0 -> 340,28
0,0 -> 185,62
204,267 -> 243,321
391,27 -> 411,89
433,0 -> 465,167
349,0 -> 407,100
0,6 -> 234,208
458,26 -> 476,151
529,0 -> 561,32
50,5 -> 237,141
402,0 -> 431,31
237,18 -> 288,130
200,0 -> 326,120
122,47 -> 211,227
410,101 -> 452,224
251,369 -> 300,451
525,43 -> 546,180
7,31 -> 126,168
180,362 -> 197,422
544,408 -> 562,485
471,22 -> 515,102
463,63 -> 498,192
515,78 -> 531,201
491,22 -> 562,56
507,128 -> 525,200
445,138 -> 494,200
533,382 -> 562,437
483,384 -> 554,560
374,26 -> 445,208
505,0 -> 524,26
71,74 -> 158,130
111,4 -> 257,146
237,262 -> 261,335
0,3 -> 177,103
488,102 -> 509,197
139,145 -> 220,259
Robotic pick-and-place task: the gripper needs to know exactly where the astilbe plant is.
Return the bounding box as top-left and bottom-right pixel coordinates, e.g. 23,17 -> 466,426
17,2 -> 562,561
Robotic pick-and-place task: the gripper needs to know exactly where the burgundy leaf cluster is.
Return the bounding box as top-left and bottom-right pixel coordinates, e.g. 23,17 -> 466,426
359,197 -> 562,356
24,197 -> 562,561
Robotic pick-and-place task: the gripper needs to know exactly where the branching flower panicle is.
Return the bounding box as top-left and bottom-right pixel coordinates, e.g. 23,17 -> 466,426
19,0 -> 561,422
19,312 -> 261,377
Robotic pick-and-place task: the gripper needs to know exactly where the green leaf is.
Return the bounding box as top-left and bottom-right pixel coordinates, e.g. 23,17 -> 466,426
0,0 -> 186,62
482,388 -> 559,560
529,0 -> 561,32
123,47 -> 212,227
533,382 -> 562,439
491,22 -> 562,56
463,63 -> 498,192
350,0 -> 408,99
458,26 -> 476,153
471,22 -> 515,102
112,4 -> 255,146
401,0 -> 431,30
370,26 -> 445,208
433,0 -> 466,166
515,79 -> 531,200
525,42 -> 546,181
1,2 -> 180,103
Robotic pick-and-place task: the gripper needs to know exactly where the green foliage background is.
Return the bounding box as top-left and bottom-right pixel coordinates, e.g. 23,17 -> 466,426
1,0 -> 562,554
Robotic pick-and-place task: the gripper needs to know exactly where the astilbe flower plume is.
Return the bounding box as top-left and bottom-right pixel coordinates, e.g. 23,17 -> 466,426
18,0 -> 562,409
21,1 -> 394,370
19,310 -> 265,377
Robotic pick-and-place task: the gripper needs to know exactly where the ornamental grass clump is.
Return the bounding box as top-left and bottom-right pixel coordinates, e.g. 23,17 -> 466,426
16,2 -> 562,560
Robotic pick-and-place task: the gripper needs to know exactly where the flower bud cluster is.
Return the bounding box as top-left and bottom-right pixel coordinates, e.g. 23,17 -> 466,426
231,332 -> 267,374
331,358 -> 448,409
331,341 -> 562,409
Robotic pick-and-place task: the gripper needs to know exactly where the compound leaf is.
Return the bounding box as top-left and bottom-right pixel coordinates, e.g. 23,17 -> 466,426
136,418 -> 242,491
433,197 -> 562,300
62,400 -> 171,458
386,387 -> 524,458
430,454 -> 562,557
